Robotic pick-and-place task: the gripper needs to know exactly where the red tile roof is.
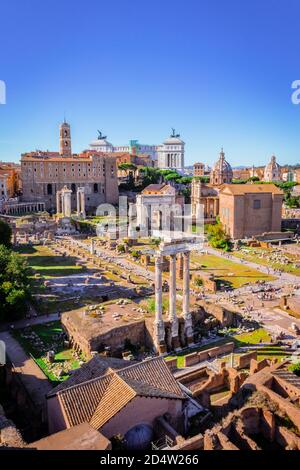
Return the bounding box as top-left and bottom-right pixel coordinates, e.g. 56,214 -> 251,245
49,357 -> 184,430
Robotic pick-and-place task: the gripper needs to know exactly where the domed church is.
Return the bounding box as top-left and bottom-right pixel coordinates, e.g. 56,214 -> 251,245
263,155 -> 281,182
210,148 -> 233,186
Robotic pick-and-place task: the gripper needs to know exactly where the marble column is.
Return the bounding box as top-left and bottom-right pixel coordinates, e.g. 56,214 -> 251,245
76,188 -> 86,219
76,190 -> 80,216
90,239 -> 95,255
154,255 -> 166,352
56,191 -> 62,214
62,188 -> 72,218
182,251 -> 194,345
80,190 -> 86,219
169,254 -> 179,347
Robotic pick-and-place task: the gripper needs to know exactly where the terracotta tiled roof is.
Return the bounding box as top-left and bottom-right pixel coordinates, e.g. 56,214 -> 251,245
117,357 -> 183,397
49,356 -> 137,395
142,184 -> 174,194
219,183 -> 283,195
50,357 -> 184,430
90,374 -> 136,429
58,374 -> 112,427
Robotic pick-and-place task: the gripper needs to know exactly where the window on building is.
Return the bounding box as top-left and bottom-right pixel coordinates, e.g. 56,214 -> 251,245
253,199 -> 261,209
71,183 -> 76,193
94,183 -> 98,193
47,183 -> 52,195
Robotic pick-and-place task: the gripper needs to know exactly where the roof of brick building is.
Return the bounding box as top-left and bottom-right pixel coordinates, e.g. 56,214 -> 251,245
48,357 -> 185,430
219,183 -> 283,195
27,422 -> 111,450
50,355 -> 137,395
142,183 -> 174,194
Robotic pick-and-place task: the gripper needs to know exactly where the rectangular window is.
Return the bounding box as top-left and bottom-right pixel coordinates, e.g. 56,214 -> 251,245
253,199 -> 261,209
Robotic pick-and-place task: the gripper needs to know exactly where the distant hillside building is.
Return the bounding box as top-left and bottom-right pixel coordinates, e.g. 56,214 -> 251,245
263,155 -> 281,182
0,162 -> 21,198
219,184 -> 284,239
21,122 -> 119,213
210,149 -> 233,186
89,132 -> 158,163
193,162 -> 205,177
157,129 -> 185,170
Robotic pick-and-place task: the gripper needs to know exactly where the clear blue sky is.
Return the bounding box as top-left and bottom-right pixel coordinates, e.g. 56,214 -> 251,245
1,0 -> 300,166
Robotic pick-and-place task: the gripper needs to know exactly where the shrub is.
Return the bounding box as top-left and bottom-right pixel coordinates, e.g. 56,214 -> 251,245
130,250 -> 141,259
194,277 -> 203,287
117,244 -> 125,253
289,362 -> 300,376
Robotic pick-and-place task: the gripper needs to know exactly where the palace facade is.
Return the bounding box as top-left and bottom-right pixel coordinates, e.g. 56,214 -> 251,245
21,122 -> 119,213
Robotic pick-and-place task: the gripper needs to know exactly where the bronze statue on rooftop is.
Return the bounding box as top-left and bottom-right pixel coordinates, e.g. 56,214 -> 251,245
97,130 -> 107,140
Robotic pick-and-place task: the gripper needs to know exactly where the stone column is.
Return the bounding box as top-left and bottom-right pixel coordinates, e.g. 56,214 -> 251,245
62,188 -> 72,218
90,239 -> 96,255
214,198 -> 218,217
76,190 -> 80,216
56,191 -> 61,214
80,190 -> 86,219
169,254 -> 180,349
154,255 -> 166,353
77,188 -> 86,219
182,251 -> 194,345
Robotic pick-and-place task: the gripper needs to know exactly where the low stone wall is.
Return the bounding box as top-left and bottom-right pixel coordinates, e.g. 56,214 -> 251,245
170,434 -> 204,451
258,384 -> 300,431
250,358 -> 270,375
276,426 -> 300,450
280,296 -> 300,318
198,342 -> 235,363
196,301 -> 238,327
62,315 -> 147,357
192,272 -> 216,293
183,342 -> 235,367
236,351 -> 257,370
165,358 -> 177,371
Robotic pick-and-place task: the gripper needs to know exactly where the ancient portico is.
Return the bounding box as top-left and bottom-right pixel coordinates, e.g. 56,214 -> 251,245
153,238 -> 200,353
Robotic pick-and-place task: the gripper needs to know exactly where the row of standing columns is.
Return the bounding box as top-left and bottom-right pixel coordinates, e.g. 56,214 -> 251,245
56,186 -> 85,218
154,251 -> 194,353
3,202 -> 45,215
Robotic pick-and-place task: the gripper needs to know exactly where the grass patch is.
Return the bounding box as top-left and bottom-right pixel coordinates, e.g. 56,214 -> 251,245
233,246 -> 300,277
257,346 -> 290,362
165,338 -> 232,368
12,321 -> 85,386
165,328 -> 274,368
16,244 -> 85,278
232,328 -> 271,347
191,253 -> 274,289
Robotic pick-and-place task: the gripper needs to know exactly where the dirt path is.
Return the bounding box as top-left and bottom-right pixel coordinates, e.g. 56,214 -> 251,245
0,331 -> 52,410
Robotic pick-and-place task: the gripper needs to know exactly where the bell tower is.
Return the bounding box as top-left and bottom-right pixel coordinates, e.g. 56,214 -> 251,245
59,120 -> 72,156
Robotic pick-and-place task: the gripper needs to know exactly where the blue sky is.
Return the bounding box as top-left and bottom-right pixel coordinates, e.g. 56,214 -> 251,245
1,0 -> 300,166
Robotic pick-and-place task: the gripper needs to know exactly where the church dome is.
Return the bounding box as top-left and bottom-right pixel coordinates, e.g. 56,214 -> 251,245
210,149 -> 233,185
124,424 -> 153,451
264,155 -> 280,182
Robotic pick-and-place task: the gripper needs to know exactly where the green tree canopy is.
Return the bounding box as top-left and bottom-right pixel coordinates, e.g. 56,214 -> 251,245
0,245 -> 32,321
206,222 -> 232,251
0,219 -> 12,248
118,163 -> 137,172
193,176 -> 210,184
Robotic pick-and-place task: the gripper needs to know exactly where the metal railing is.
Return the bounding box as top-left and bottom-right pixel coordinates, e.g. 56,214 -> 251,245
151,435 -> 174,450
